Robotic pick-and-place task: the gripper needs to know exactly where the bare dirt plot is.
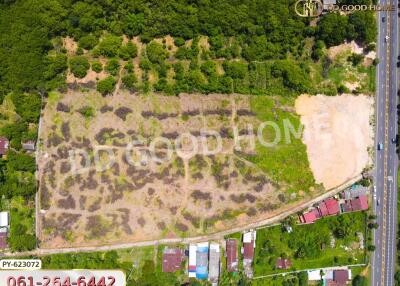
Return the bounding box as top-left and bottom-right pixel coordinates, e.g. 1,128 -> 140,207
295,94 -> 374,189
38,91 -> 306,248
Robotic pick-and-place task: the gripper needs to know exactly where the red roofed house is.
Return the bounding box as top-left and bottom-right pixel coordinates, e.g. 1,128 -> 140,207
341,201 -> 353,213
324,198 -> 340,215
300,211 -> 317,224
319,201 -> 329,216
162,248 -> 184,272
350,195 -> 368,211
0,137 -> 9,157
242,230 -> 256,278
226,239 -> 238,272
276,258 -> 292,269
312,208 -> 322,219
331,269 -> 350,285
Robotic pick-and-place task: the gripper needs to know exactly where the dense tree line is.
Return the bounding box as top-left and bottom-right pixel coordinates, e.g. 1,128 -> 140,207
0,0 -> 377,100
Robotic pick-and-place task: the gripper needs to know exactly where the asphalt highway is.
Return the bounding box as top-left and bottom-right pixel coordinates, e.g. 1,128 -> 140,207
371,0 -> 399,285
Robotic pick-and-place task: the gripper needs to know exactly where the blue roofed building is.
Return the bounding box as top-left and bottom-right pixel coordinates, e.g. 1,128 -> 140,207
196,242 -> 209,280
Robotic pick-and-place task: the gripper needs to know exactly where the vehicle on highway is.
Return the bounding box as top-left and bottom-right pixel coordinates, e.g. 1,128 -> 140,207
378,142 -> 384,150
385,35 -> 390,42
391,135 -> 398,144
382,16 -> 386,22
377,199 -> 380,206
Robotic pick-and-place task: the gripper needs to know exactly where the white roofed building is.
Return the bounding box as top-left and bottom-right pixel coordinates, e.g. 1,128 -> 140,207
0,211 -> 9,232
188,244 -> 197,278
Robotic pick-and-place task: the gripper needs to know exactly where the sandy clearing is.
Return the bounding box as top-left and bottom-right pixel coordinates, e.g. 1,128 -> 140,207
295,94 -> 373,189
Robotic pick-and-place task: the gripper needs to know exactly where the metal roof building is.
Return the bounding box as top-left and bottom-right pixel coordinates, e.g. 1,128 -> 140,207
196,242 -> 209,280
226,239 -> 238,272
208,243 -> 220,284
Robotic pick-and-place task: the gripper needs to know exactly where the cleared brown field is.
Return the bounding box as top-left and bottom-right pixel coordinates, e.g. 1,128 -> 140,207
37,90 -> 306,248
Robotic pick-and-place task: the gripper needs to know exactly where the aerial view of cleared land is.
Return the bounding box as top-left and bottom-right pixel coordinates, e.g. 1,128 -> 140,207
38,90 -> 313,247
34,30 -> 377,248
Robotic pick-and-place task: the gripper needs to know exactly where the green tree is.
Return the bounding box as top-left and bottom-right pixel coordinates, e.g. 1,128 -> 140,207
317,13 -> 350,47
97,76 -> 116,95
97,35 -> 122,57
349,11 -> 377,45
122,13 -> 144,38
9,234 -> 36,251
122,73 -> 137,89
146,41 -> 168,64
78,35 -> 98,50
352,275 -> 367,286
105,59 -> 120,76
119,42 -> 138,60
69,56 -> 90,78
91,61 -> 103,73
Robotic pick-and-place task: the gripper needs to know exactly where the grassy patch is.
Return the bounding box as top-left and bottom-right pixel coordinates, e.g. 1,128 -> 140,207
39,245 -> 188,286
248,96 -> 315,193
254,212 -> 367,276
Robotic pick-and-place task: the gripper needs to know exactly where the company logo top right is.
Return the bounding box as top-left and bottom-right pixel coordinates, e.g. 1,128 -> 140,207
295,0 -> 395,17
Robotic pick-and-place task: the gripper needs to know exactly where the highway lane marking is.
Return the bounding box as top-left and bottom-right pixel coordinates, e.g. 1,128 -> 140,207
381,5 -> 391,285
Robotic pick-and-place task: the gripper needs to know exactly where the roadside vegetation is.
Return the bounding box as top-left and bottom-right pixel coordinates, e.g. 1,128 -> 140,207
253,213 -> 367,276
0,93 -> 39,251
0,0 -> 376,102
39,246 -> 202,286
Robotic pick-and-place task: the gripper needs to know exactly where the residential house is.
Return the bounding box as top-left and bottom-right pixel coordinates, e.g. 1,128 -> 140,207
196,242 -> 209,280
226,239 -> 238,273
300,211 -> 317,224
341,195 -> 369,213
276,258 -> 292,270
162,248 -> 184,273
308,268 -> 351,285
342,185 -> 368,200
208,243 -> 220,285
322,198 -> 340,216
0,137 -> 9,157
327,269 -> 351,286
242,230 -> 256,278
350,195 -> 368,211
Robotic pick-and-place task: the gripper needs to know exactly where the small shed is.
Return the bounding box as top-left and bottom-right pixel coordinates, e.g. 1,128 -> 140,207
22,140 -> 36,151
276,258 -> 292,269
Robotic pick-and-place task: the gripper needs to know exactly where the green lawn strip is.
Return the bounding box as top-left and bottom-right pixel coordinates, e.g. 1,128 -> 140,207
248,96 -> 315,193
39,245 -> 187,286
253,212 -> 367,276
